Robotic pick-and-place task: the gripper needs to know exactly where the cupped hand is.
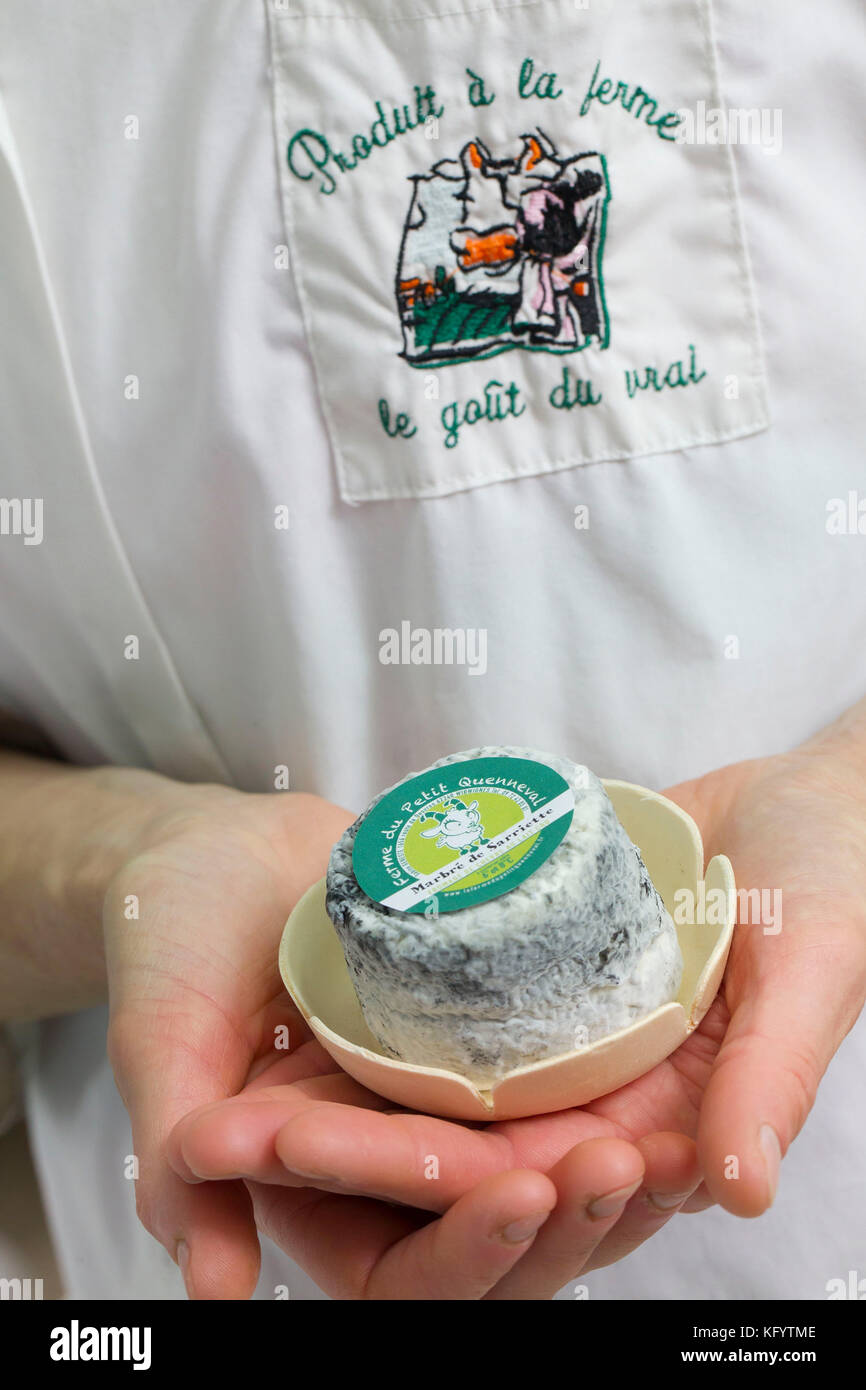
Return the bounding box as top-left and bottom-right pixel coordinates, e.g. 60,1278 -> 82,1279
105,779 -> 700,1300
167,725 -> 866,1295
103,786 -> 355,1300
169,1002 -> 706,1298
105,784 -> 678,1301
668,727 -> 866,1215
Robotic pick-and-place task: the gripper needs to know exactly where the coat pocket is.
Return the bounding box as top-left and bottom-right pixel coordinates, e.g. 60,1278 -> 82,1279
267,0 -> 768,502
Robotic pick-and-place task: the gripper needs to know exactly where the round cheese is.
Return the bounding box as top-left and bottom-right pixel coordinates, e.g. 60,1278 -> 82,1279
325,746 -> 683,1086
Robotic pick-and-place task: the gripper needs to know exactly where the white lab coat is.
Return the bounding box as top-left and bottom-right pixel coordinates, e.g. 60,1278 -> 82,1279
0,0 -> 864,1299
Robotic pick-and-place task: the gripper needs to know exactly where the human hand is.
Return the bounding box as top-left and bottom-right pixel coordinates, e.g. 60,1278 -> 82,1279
169,996 -> 705,1298
103,784 -> 355,1299
107,783 -> 675,1303
663,719 -> 866,1216
167,719 -> 866,1296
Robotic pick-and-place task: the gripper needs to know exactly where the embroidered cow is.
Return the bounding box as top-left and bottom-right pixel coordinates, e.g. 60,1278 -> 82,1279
397,129 -> 610,366
418,799 -> 490,855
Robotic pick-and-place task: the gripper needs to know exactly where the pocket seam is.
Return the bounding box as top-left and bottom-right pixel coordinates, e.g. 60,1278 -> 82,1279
337,413 -> 771,503
274,0 -> 555,29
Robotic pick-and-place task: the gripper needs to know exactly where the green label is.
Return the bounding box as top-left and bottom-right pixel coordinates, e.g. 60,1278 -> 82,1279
352,756 -> 574,914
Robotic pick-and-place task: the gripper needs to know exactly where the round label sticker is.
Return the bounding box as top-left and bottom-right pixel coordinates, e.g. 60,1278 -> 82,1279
352,756 -> 575,914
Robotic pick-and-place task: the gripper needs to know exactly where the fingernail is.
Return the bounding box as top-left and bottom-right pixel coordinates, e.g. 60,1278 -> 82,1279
647,1190 -> 691,1212
759,1124 -> 781,1204
587,1179 -> 642,1221
288,1166 -> 341,1185
499,1210 -> 550,1244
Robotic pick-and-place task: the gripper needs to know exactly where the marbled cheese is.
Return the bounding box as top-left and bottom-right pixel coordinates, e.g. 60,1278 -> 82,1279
325,747 -> 683,1086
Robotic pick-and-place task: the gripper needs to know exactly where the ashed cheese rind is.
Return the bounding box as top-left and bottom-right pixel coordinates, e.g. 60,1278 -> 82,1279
325,747 -> 683,1085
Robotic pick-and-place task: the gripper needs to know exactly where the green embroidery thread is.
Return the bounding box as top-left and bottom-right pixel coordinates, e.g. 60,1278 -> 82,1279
440,379 -> 526,449
580,61 -> 683,141
549,366 -> 602,409
287,86 -> 445,196
378,399 -> 418,438
466,68 -> 496,107
369,344 -> 709,449
518,57 -> 563,101
625,345 -> 707,398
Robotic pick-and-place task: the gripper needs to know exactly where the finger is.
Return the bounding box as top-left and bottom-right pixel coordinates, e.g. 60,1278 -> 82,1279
245,1035 -> 354,1093
247,1170 -> 557,1301
484,1138 -> 645,1300
699,919 -> 866,1216
173,1090 -> 501,1201
168,1072 -> 394,1185
680,1182 -> 715,1214
583,1131 -> 701,1272
272,1103 -> 614,1211
581,999 -> 729,1140
245,996 -> 315,1084
108,1010 -> 261,1300
174,1076 -> 627,1212
369,1169 -> 558,1300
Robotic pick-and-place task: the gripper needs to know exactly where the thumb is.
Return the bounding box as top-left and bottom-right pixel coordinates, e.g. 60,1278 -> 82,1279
697,918 -> 865,1217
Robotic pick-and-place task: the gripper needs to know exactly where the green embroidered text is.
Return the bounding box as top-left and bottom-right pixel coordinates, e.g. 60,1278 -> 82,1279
518,57 -> 562,100
466,68 -> 495,106
441,379 -> 526,449
625,345 -> 707,398
378,399 -> 417,438
580,61 -> 683,141
549,367 -> 603,410
287,86 -> 445,195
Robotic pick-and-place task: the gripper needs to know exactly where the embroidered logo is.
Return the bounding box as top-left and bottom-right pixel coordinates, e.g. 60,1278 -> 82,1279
396,129 -> 610,368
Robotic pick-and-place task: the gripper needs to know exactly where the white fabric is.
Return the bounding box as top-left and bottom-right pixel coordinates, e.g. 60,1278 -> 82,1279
0,0 -> 864,1298
267,0 -> 768,501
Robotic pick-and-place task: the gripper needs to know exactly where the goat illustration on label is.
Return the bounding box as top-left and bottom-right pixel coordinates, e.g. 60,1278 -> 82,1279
396,129 -> 611,367
418,799 -> 490,855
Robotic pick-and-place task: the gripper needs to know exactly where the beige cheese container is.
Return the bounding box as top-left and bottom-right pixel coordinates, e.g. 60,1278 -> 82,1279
278,779 -> 735,1121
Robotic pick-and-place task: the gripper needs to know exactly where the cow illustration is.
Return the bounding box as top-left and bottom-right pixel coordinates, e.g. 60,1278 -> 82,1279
397,128 -> 610,365
418,799 -> 490,855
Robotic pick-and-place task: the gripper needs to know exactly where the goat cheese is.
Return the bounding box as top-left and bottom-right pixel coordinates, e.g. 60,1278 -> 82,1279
325,746 -> 683,1086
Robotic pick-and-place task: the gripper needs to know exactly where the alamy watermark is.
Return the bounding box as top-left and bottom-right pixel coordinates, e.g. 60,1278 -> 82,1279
675,101 -> 783,156
0,1276 -> 43,1299
0,497 -> 43,545
49,1322 -> 152,1370
674,884 -> 783,935
826,491 -> 866,535
826,1270 -> 865,1300
379,621 -> 487,676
